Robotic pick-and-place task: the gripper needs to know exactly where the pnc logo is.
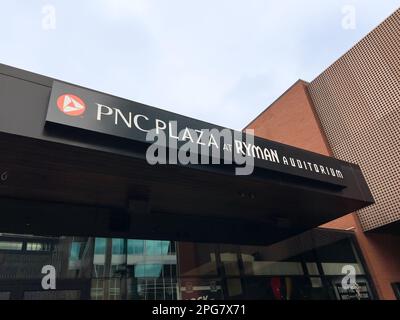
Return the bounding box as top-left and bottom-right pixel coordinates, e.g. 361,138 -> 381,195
56,94 -> 86,116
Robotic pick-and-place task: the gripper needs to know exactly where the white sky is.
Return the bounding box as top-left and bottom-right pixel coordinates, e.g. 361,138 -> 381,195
1,0 -> 399,129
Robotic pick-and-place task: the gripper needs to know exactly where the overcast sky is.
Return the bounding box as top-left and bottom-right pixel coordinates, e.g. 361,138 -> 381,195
1,1 -> 399,129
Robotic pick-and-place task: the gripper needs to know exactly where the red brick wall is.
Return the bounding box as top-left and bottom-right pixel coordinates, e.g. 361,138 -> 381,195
245,80 -> 356,231
245,80 -> 399,299
246,80 -> 331,156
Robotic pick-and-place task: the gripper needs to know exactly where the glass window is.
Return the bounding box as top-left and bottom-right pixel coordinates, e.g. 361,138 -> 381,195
178,242 -> 218,276
91,279 -> 104,300
24,290 -> 81,300
226,278 -> 243,298
134,264 -> 163,278
112,239 -> 125,255
160,241 -> 170,255
330,276 -> 373,300
94,238 -> 106,254
146,264 -> 163,278
310,277 -> 323,288
133,278 -> 176,300
109,278 -> 121,300
93,265 -> 105,278
69,242 -> 81,262
242,255 -> 303,276
169,241 -> 176,255
0,292 -> 11,300
321,263 -> 364,276
220,252 -> 240,276
316,239 -> 365,275
240,244 -> 305,276
127,240 -> 144,255
306,262 -> 320,275
0,229 -> 375,300
0,241 -> 23,251
145,240 -> 162,256
243,277 -> 331,300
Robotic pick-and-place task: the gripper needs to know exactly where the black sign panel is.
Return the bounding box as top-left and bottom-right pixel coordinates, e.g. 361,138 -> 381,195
46,81 -> 348,187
